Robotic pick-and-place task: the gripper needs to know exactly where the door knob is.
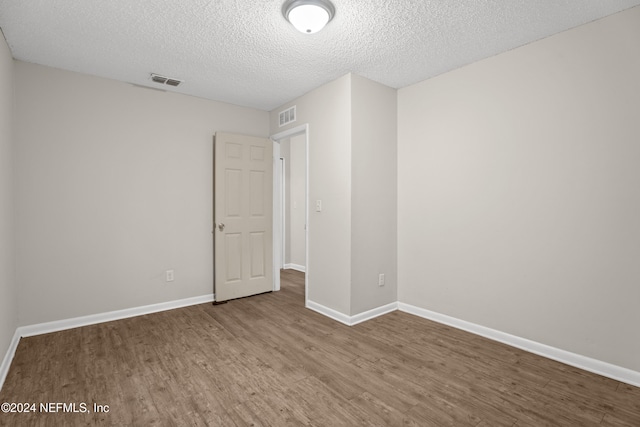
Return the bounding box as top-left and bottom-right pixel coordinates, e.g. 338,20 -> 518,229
217,223 -> 225,231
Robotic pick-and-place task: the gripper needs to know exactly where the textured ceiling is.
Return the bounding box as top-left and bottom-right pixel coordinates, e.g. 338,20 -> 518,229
1,0 -> 639,111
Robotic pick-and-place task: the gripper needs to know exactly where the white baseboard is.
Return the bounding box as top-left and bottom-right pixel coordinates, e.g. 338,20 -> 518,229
0,329 -> 22,392
398,302 -> 640,388
19,294 -> 214,337
306,300 -> 351,325
306,300 -> 397,326
284,263 -> 306,273
0,293 -> 214,392
4,293 -> 638,391
350,302 -> 398,326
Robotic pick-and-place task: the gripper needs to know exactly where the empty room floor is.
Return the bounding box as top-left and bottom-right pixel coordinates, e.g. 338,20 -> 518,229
1,269 -> 638,426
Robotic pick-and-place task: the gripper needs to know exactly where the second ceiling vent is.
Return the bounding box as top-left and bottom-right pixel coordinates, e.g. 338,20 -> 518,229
150,73 -> 183,87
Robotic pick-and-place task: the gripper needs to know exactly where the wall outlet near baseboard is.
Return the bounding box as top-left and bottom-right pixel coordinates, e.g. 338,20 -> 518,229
378,273 -> 385,287
166,270 -> 174,282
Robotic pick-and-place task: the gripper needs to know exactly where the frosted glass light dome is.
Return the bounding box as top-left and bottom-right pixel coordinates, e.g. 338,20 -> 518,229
283,0 -> 335,34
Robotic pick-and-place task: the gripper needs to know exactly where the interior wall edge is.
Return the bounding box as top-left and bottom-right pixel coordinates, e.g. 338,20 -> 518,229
305,299 -> 352,326
307,299 -> 397,327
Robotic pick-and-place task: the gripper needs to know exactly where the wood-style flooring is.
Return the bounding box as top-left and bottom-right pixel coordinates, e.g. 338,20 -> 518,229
1,269 -> 639,426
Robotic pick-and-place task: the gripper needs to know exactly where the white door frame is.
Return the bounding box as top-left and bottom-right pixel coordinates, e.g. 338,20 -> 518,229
273,142 -> 282,292
280,157 -> 286,271
271,124 -> 309,305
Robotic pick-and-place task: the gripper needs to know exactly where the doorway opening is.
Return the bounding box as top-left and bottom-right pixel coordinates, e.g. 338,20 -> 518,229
271,124 -> 309,306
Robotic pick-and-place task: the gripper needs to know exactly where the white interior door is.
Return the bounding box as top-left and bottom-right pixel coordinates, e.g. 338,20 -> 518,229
214,132 -> 273,302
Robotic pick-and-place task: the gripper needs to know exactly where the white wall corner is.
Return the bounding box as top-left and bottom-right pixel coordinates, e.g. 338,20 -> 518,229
0,329 -> 22,392
398,302 -> 640,388
306,300 -> 397,326
350,302 -> 398,326
306,300 -> 352,325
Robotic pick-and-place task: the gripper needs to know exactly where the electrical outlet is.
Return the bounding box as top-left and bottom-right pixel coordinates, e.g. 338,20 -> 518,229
166,270 -> 174,282
378,273 -> 385,287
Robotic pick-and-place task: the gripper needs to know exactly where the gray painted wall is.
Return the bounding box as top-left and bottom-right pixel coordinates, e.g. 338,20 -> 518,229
270,75 -> 352,314
0,33 -> 17,374
14,62 -> 269,325
350,74 -> 397,314
398,7 -> 640,372
270,74 -> 398,316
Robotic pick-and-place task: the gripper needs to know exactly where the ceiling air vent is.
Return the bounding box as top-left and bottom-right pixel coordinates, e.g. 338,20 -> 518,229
150,73 -> 183,87
279,105 -> 296,127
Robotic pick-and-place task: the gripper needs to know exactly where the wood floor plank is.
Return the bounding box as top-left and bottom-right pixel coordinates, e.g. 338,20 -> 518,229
348,391 -> 421,426
1,269 -> 638,426
461,367 -> 606,426
600,412 -> 640,427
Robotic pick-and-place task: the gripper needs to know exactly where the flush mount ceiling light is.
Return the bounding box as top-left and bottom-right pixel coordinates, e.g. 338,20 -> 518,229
282,0 -> 335,34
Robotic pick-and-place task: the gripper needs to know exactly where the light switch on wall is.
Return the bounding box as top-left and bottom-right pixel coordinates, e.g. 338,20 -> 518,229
315,200 -> 322,212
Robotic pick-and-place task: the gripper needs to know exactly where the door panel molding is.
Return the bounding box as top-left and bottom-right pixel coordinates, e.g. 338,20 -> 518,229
214,132 -> 273,302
